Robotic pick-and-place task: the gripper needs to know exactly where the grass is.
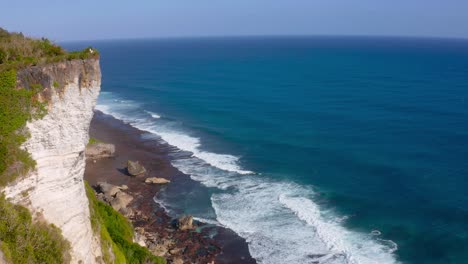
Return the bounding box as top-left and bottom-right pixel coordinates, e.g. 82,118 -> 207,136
0,194 -> 71,263
85,182 -> 166,264
88,137 -> 103,146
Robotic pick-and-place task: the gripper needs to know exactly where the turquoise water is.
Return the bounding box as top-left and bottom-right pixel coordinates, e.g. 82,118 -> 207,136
66,37 -> 468,263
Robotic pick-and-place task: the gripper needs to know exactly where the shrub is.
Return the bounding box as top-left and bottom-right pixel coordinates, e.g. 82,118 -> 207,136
85,182 -> 166,264
88,137 -> 102,145
0,69 -> 38,184
0,194 -> 71,263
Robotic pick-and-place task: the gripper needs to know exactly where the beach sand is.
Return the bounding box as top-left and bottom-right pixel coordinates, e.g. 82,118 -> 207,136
84,111 -> 255,263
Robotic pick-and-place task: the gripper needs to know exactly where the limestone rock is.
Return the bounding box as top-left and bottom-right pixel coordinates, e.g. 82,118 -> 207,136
85,143 -> 115,159
149,243 -> 169,257
127,160 -> 146,176
169,248 -> 183,255
96,182 -> 121,197
110,191 -> 134,211
134,227 -> 147,247
173,257 -> 184,264
176,215 -> 194,231
148,238 -> 175,257
145,177 -> 171,184
3,59 -> 103,263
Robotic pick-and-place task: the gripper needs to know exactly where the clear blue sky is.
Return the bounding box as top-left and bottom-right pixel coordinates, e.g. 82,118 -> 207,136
2,0 -> 468,41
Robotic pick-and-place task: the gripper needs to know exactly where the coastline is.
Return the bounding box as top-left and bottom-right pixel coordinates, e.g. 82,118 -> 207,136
84,110 -> 255,264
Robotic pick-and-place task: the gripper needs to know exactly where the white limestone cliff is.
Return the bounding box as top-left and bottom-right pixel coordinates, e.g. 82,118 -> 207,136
3,59 -> 102,263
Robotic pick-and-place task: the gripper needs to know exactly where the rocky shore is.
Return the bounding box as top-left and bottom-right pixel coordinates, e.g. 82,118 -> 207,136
84,111 -> 255,264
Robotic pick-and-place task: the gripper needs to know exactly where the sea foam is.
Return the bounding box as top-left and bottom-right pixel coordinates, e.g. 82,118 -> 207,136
96,92 -> 399,264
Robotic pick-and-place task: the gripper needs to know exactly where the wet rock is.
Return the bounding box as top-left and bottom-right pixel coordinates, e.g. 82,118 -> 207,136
85,143 -> 115,159
176,215 -> 194,231
145,177 -> 171,184
127,160 -> 146,176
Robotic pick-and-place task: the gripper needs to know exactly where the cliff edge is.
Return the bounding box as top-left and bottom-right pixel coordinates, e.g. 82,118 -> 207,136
4,59 -> 102,263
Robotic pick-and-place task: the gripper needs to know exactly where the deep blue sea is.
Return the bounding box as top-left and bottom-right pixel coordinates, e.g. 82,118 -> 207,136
65,37 -> 468,264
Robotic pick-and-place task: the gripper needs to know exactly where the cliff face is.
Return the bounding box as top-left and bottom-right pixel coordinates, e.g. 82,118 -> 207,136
4,59 -> 102,263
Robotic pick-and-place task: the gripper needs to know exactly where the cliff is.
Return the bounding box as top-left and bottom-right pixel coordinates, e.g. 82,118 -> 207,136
3,59 -> 102,263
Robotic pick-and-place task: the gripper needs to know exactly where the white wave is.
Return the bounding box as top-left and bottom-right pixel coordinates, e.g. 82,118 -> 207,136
145,110 -> 161,119
156,131 -> 253,175
279,195 -> 399,264
173,156 -> 399,264
96,93 -> 252,175
95,91 -> 399,264
193,216 -> 223,226
153,196 -> 172,213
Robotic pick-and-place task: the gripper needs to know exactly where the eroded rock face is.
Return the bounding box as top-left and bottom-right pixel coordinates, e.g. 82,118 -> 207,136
145,177 -> 171,184
85,143 -> 115,159
3,59 -> 102,263
127,160 -> 146,176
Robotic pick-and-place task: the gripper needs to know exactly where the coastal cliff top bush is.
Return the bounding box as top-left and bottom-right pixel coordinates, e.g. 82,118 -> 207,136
0,194 -> 71,263
0,27 -> 99,72
0,27 -> 96,184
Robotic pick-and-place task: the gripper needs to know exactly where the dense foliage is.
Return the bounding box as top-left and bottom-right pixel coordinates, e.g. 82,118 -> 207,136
85,182 -> 166,264
0,69 -> 38,185
0,27 -> 98,72
0,194 -> 71,263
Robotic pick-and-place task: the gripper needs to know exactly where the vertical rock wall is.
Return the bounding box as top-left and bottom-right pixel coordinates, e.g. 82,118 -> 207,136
4,59 -> 102,263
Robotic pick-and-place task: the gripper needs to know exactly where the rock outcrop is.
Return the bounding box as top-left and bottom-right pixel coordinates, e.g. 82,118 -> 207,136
176,215 -> 194,231
95,182 -> 134,213
127,160 -> 146,176
3,59 -> 102,263
145,177 -> 171,184
85,143 -> 115,159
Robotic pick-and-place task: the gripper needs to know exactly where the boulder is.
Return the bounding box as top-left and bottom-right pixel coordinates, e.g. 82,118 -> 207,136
96,182 -> 121,197
169,248 -> 183,255
134,227 -> 147,247
127,160 -> 146,176
173,257 -> 184,264
145,177 -> 171,184
110,191 -> 134,211
148,238 -> 175,257
85,143 -> 115,159
176,215 -> 194,231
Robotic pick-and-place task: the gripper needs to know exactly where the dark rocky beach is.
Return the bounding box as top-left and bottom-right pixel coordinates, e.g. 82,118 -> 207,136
84,111 -> 255,264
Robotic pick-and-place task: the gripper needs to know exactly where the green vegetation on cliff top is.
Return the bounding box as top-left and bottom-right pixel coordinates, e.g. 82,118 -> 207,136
0,27 -> 98,72
85,182 -> 166,264
0,27 -> 98,184
0,28 -> 100,263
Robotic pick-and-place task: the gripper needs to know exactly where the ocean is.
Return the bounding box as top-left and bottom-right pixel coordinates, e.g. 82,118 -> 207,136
65,36 -> 468,264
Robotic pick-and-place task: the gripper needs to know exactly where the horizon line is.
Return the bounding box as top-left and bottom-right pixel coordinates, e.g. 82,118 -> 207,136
59,33 -> 468,44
